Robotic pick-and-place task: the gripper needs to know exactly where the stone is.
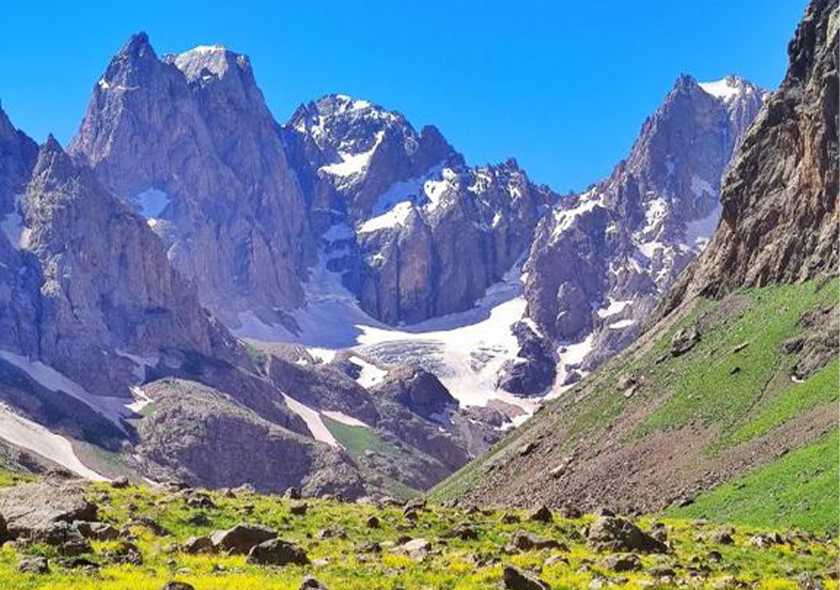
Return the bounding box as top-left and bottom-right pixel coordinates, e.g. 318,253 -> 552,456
183,535 -> 214,554
527,506 -> 553,523
588,517 -> 668,553
110,476 -> 130,489
509,530 -> 567,552
17,556 -> 49,574
211,524 -> 277,555
502,565 -> 551,590
600,554 -> 642,572
300,577 -> 329,590
246,539 -> 310,566
162,582 -> 195,590
0,482 -> 98,539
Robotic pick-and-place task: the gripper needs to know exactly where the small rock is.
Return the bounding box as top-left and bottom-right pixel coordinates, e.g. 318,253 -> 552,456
162,582 -> 195,590
17,556 -> 49,574
500,512 -> 521,524
509,530 -> 567,552
527,506 -> 553,523
110,476 -> 130,489
671,324 -> 701,356
519,442 -> 538,457
183,535 -> 214,554
289,502 -> 308,516
300,577 -> 329,590
366,515 -> 380,529
600,554 -> 642,572
502,565 -> 551,590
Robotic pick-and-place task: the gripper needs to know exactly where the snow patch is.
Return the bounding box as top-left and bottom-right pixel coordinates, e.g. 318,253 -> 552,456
0,403 -> 106,480
349,356 -> 388,388
281,393 -> 338,447
358,201 -> 415,234
699,78 -> 741,101
1,195 -> 30,251
321,130 -> 384,178
608,319 -> 636,330
596,298 -> 632,319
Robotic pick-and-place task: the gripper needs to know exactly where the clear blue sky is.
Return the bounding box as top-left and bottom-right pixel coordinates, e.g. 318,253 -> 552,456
0,0 -> 806,193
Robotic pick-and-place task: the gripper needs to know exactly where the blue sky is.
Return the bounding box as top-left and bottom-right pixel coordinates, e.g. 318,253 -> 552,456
0,1 -> 806,192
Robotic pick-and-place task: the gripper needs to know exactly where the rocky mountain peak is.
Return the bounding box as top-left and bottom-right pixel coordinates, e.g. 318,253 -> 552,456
169,44 -> 250,81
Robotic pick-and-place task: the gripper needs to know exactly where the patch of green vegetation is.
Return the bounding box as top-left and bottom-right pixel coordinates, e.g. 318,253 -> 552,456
0,470 -> 34,488
322,416 -> 402,461
243,342 -> 268,371
1,479 -> 837,589
720,358 -> 839,449
636,280 -> 838,442
668,428 -> 840,534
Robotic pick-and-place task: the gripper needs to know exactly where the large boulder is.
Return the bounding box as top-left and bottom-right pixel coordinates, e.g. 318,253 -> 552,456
210,524 -> 277,555
246,539 -> 310,566
0,482 -> 97,539
588,516 -> 668,553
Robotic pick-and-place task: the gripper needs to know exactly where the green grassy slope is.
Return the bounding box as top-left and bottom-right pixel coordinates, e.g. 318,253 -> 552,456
1,480 -> 837,589
432,280 -> 839,533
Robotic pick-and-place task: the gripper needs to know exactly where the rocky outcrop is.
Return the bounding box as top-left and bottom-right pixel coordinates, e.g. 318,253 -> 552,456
0,481 -> 97,539
285,95 -> 554,324
70,34 -> 312,325
20,137 -> 240,398
665,0 -> 838,308
133,378 -> 368,498
524,74 -> 767,381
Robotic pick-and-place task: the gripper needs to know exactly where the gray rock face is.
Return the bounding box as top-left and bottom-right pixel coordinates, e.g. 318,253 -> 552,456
524,74 -> 767,379
666,0 -> 838,309
0,481 -> 97,539
285,95 -> 554,324
70,34 -> 312,325
20,137 -> 237,398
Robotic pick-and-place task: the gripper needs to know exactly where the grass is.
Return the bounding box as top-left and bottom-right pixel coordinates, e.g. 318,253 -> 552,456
322,416 -> 402,461
636,280 -> 837,440
0,480 -> 837,589
668,428 -> 840,534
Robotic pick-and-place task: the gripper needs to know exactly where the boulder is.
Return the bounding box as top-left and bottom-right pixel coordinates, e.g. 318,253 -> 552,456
183,535 -> 214,554
211,524 -> 277,555
527,506 -> 553,523
588,516 -> 668,553
671,324 -> 700,356
0,482 -> 97,539
509,530 -> 566,552
246,539 -> 310,566
17,556 -> 49,574
600,554 -> 642,572
502,565 -> 551,590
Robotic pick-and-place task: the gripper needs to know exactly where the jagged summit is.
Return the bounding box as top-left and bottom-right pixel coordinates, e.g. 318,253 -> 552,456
169,43 -> 252,81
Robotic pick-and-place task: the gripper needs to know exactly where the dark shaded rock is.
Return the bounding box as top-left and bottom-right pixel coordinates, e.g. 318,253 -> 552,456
110,476 -> 130,489
246,538 -> 310,566
163,582 -> 195,590
17,556 -> 49,574
366,515 -> 380,529
600,554 -> 642,572
502,565 -> 551,590
527,506 -> 553,523
289,502 -> 308,516
300,577 -> 329,590
183,535 -> 214,554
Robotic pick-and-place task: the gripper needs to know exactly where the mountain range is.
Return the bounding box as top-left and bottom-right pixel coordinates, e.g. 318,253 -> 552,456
0,0 -> 836,510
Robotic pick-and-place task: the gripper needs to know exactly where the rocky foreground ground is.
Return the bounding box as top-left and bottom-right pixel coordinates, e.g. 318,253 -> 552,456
0,475 -> 836,589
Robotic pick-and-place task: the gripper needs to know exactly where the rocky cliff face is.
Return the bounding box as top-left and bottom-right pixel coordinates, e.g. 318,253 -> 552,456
284,95 -> 554,324
70,34 -> 312,325
666,0 -> 838,306
524,74 -> 767,382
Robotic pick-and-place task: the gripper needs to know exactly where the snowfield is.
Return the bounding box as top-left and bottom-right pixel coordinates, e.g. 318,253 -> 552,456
0,403 -> 106,480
